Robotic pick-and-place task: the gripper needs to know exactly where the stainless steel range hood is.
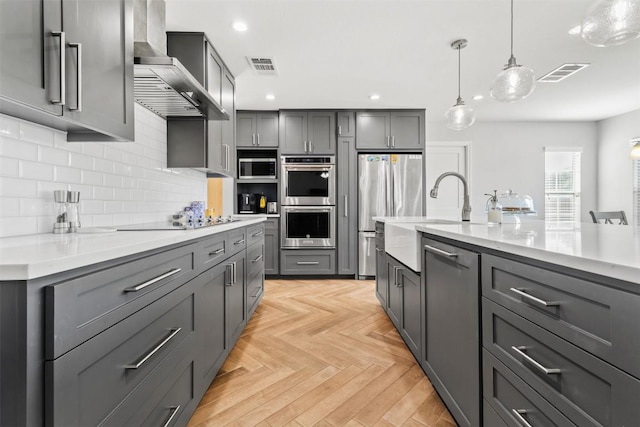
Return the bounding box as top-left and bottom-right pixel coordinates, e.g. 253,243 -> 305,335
133,0 -> 229,120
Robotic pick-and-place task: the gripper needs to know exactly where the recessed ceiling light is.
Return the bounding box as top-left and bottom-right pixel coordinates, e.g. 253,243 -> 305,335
472,94 -> 484,101
369,94 -> 380,100
265,94 -> 275,100
568,25 -> 582,35
232,21 -> 248,32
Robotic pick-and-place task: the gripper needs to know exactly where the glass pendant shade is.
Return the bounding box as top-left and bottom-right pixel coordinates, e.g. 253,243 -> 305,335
631,142 -> 640,159
446,101 -> 476,130
490,60 -> 536,102
582,0 -> 640,47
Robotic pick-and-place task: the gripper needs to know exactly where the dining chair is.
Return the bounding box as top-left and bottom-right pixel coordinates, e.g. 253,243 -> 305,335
589,210 -> 628,225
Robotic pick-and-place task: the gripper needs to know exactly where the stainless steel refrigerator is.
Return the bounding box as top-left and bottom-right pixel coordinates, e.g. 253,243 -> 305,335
358,153 -> 423,277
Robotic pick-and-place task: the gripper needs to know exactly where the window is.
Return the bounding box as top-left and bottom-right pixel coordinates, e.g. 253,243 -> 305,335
545,147 -> 582,223
634,159 -> 640,227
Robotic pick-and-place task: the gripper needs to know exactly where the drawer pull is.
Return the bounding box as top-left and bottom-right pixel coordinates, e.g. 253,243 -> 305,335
424,244 -> 458,258
209,248 -> 225,256
252,288 -> 263,298
252,230 -> 264,238
375,247 -> 384,253
510,288 -> 560,307
511,409 -> 534,427
297,261 -> 319,265
162,405 -> 181,427
234,239 -> 246,245
124,328 -> 181,370
394,266 -> 404,287
124,268 -> 182,292
252,254 -> 264,263
511,346 -> 562,375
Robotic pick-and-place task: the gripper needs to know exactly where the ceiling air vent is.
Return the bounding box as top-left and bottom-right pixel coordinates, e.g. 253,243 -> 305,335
538,63 -> 590,83
247,57 -> 278,75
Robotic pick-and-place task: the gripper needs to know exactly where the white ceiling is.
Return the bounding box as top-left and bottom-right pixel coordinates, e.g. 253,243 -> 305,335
165,0 -> 640,123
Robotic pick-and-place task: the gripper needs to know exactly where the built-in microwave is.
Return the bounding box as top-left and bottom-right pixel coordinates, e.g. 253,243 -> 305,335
238,158 -> 277,179
281,206 -> 336,248
281,156 -> 336,206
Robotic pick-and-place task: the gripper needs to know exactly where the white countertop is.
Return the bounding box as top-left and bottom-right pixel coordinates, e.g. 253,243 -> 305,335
375,216 -> 640,284
0,218 -> 265,281
233,213 -> 280,218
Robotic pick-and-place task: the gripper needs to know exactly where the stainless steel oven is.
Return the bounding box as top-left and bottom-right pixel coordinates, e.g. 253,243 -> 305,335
281,206 -> 336,248
281,156 -> 335,206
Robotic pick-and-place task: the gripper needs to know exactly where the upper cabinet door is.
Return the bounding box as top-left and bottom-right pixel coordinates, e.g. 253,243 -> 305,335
279,111 -> 307,154
62,0 -> 134,141
255,113 -> 279,147
236,113 -> 257,147
221,71 -> 236,177
337,112 -> 355,137
389,111 -> 424,150
307,111 -> 336,154
355,112 -> 390,149
0,0 -> 62,115
206,44 -> 223,104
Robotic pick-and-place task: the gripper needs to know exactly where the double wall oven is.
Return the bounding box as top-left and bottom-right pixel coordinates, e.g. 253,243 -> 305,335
281,156 -> 336,248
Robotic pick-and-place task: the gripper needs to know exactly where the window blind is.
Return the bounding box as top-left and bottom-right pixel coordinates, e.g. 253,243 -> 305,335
634,159 -> 640,227
545,150 -> 581,223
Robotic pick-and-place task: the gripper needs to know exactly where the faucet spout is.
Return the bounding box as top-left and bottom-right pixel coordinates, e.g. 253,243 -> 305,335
429,172 -> 472,221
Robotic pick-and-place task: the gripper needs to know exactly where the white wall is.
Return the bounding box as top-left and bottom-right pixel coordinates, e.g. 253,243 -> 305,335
427,120 -> 598,221
596,109 -> 640,217
0,104 -> 208,237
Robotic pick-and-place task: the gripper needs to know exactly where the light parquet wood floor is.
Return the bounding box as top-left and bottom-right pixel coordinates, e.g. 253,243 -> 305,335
187,279 -> 457,427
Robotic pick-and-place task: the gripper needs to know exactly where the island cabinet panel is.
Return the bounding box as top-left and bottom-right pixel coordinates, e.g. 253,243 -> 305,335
422,237 -> 480,427
483,299 -> 640,427
45,244 -> 196,359
398,264 -> 421,362
45,284 -> 197,427
481,253 -> 640,379
374,222 -> 387,306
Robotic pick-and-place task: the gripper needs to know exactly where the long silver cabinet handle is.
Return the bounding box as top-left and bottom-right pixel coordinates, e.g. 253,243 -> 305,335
50,31 -> 66,105
424,244 -> 458,258
344,195 -> 348,217
257,133 -> 260,145
304,141 -> 308,153
161,405 -> 181,427
510,288 -> 560,307
252,254 -> 264,263
511,346 -> 562,375
394,266 -> 403,287
511,409 -> 534,427
391,135 -> 395,148
68,42 -> 82,111
124,268 -> 182,292
338,125 -> 342,136
232,261 -> 237,284
386,136 -> 390,147
124,328 -> 181,369
252,134 -> 256,145
252,230 -> 264,237
309,141 -> 313,152
375,247 -> 384,253
209,248 -> 225,256
225,263 -> 233,286
297,261 -> 319,265
234,239 -> 246,245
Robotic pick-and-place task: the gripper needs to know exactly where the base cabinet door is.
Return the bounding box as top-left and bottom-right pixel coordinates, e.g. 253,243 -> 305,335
226,253 -> 247,348
337,137 -> 358,275
386,257 -> 403,330
400,267 -> 421,361
375,236 -> 387,306
264,219 -> 279,275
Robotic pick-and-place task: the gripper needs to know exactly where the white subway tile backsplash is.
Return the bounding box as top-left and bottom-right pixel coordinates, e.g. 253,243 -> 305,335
0,106 -> 207,237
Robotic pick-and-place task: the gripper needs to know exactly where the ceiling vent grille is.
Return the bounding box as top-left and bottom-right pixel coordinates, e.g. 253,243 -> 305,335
247,57 -> 279,75
538,63 -> 590,83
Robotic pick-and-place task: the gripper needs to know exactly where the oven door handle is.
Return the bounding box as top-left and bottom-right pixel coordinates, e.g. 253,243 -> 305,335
283,208 -> 332,213
283,165 -> 334,171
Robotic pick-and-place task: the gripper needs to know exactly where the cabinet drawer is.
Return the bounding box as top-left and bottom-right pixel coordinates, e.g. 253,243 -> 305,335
247,223 -> 265,247
247,241 -> 265,279
247,273 -> 264,316
482,253 -> 640,378
46,287 -> 196,427
483,350 -> 575,427
264,218 -> 278,231
200,232 -> 229,268
229,227 -> 248,255
45,244 -> 196,359
483,400 -> 508,427
483,299 -> 640,427
281,250 -> 336,275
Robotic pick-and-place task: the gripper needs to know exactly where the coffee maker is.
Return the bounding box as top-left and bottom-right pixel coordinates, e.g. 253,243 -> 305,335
238,193 -> 257,213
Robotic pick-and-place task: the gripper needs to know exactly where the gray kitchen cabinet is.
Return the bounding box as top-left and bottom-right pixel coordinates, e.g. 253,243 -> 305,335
0,0 -> 134,142
237,112 -> 280,147
375,223 -> 387,307
337,112 -> 355,137
226,251 -> 247,349
355,111 -> 424,150
281,249 -> 336,275
166,32 -> 235,177
279,110 -> 336,154
264,218 -> 280,275
386,256 -> 403,330
337,138 -> 358,275
247,239 -> 265,317
422,236 -> 480,427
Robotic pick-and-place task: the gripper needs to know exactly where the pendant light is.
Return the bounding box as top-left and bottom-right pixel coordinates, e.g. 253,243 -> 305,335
490,0 -> 536,103
446,39 -> 476,131
581,0 -> 640,47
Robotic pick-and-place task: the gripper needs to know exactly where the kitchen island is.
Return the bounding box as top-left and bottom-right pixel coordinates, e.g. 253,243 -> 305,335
0,217 -> 266,427
374,217 -> 640,427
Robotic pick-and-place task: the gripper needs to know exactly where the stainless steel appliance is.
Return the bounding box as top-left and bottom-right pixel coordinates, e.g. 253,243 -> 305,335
281,156 -> 336,206
358,153 -> 423,277
238,158 -> 277,179
281,206 -> 336,248
238,193 -> 257,213
267,201 -> 278,214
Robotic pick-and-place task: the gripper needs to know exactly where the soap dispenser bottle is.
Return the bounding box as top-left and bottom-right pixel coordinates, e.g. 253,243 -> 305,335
485,190 -> 502,224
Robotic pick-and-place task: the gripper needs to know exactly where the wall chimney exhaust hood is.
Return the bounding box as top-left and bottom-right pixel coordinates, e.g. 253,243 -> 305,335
133,0 -> 229,120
